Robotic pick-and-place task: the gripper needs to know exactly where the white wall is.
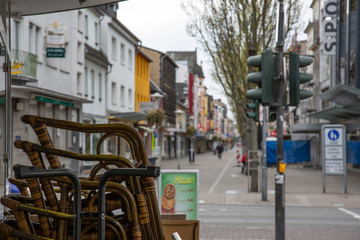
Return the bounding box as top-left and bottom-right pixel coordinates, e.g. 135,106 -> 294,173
101,16 -> 137,114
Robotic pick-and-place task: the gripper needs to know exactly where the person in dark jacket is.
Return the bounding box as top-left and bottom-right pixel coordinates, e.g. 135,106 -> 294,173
216,144 -> 224,159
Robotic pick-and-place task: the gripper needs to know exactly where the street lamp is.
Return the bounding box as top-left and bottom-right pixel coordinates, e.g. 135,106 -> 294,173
175,109 -> 185,170
150,92 -> 164,110
150,92 -> 164,166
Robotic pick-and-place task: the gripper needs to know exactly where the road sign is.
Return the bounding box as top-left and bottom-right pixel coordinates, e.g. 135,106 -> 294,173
46,47 -> 65,58
321,124 -> 347,193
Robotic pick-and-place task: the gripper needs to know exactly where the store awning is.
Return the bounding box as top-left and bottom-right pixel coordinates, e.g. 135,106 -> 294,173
321,85 -> 360,110
308,105 -> 360,121
290,122 -> 360,133
138,126 -> 154,133
289,123 -> 323,133
109,112 -> 147,123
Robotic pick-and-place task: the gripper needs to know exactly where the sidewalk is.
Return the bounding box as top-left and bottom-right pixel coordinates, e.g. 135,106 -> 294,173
160,148 -> 360,208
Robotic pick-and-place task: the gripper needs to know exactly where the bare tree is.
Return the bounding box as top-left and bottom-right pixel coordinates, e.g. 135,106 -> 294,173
182,0 -> 302,137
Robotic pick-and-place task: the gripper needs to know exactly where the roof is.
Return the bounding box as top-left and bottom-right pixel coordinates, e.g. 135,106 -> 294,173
136,49 -> 153,63
2,0 -> 127,17
85,44 -> 110,68
141,46 -> 178,67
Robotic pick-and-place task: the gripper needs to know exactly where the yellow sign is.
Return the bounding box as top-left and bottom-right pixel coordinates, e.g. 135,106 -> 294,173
11,61 -> 24,74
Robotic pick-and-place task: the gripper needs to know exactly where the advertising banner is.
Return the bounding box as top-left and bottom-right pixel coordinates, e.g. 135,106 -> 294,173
159,170 -> 199,220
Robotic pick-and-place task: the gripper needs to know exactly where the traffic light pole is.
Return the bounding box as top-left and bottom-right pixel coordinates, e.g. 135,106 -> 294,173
275,0 -> 285,239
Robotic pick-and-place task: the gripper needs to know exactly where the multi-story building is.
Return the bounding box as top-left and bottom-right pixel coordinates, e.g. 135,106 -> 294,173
0,5 -> 143,173
0,10 -> 92,173
134,49 -> 151,112
291,0 -> 360,168
140,46 -> 177,159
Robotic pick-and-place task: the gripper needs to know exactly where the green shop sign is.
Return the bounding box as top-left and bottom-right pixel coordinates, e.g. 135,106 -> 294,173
159,170 -> 199,220
36,96 -> 74,107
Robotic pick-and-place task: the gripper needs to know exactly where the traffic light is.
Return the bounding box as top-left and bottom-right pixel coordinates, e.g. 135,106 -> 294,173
246,49 -> 275,105
289,52 -> 313,105
268,106 -> 277,122
246,101 -> 259,121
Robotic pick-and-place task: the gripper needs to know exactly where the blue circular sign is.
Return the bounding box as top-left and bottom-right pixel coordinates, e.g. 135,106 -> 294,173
328,129 -> 339,141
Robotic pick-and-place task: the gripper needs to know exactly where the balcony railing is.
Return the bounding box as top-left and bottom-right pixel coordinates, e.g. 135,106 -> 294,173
11,50 -> 38,80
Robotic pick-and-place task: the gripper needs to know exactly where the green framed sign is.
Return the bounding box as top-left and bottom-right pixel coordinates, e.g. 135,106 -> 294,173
159,170 -> 199,220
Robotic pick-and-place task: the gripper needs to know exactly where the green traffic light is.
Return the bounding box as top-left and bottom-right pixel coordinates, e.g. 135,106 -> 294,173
246,101 -> 259,121
289,52 -> 314,105
246,49 -> 275,105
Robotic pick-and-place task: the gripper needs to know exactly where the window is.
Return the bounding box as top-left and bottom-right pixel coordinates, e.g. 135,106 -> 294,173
120,43 -> 125,64
95,22 -> 99,45
14,20 -> 20,50
121,85 -> 125,106
112,37 -> 117,59
112,82 -> 117,105
128,89 -> 132,107
91,70 -> 95,98
84,67 -> 88,96
77,11 -> 82,32
128,49 -> 133,69
77,72 -> 81,95
35,26 -> 41,57
77,42 -> 82,63
29,23 -> 40,56
98,73 -> 102,100
85,15 -> 88,37
60,43 -> 69,72
29,23 -> 34,52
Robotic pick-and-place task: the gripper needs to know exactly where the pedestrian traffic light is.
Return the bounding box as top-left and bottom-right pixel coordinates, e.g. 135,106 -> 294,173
289,52 -> 313,105
246,49 -> 275,105
268,106 -> 277,122
246,101 -> 259,121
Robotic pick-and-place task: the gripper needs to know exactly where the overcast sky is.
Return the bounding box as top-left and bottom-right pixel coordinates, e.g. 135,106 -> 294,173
117,0 -> 313,120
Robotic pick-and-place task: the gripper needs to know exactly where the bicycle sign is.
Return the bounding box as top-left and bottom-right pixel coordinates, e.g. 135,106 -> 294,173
321,124 -> 347,194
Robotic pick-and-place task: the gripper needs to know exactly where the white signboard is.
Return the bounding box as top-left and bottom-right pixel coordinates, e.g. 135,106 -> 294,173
321,124 -> 347,193
46,22 -> 66,46
325,160 -> 344,174
321,0 -> 338,55
323,127 -> 344,175
140,102 -> 155,114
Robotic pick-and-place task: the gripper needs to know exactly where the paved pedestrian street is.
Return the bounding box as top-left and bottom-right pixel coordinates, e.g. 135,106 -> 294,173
160,147 -> 360,240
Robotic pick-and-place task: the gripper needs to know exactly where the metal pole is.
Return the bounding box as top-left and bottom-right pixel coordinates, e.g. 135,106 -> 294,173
4,1 -> 12,196
97,166 -> 160,240
261,106 -> 267,201
177,133 -> 180,169
261,0 -> 268,202
14,166 -> 81,240
275,0 -> 285,239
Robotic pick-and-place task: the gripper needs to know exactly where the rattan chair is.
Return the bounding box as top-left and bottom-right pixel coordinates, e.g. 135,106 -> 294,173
0,115 -> 164,240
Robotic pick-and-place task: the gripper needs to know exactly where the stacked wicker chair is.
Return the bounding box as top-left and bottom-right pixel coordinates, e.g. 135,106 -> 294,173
0,115 -> 164,240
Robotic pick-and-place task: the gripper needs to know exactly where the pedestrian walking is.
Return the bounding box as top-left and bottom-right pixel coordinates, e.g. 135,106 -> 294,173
241,152 -> 248,174
216,144 -> 224,159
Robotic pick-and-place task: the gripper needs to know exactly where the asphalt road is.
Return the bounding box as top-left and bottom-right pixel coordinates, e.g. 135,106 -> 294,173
199,204 -> 360,239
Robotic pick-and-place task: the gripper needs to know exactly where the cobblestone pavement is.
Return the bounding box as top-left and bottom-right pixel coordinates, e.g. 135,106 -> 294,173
160,148 -> 360,239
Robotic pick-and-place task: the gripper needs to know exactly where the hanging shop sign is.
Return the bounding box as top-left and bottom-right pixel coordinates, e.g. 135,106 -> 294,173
46,22 -> 66,46
321,0 -> 337,55
159,170 -> 199,220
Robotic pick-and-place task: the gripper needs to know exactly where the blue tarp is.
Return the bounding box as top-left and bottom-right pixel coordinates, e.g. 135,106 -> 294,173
347,141 -> 360,164
266,140 -> 311,164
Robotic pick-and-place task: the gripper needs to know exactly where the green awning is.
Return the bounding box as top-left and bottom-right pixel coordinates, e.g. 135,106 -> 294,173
308,105 -> 360,121
36,96 -> 74,107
